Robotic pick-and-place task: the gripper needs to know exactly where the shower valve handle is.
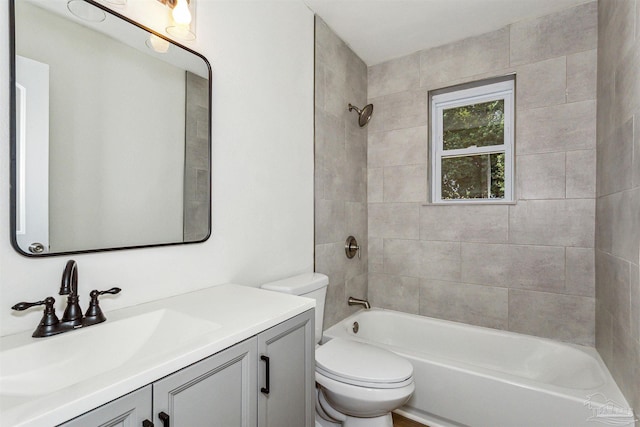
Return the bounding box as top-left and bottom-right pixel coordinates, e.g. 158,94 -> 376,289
345,236 -> 360,259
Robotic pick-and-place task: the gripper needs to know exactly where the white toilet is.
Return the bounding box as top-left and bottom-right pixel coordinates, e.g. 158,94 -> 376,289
261,273 -> 415,427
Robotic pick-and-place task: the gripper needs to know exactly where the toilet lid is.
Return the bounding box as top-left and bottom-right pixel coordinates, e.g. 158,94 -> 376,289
315,338 -> 413,387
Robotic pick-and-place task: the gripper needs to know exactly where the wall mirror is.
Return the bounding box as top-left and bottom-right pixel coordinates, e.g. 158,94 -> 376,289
10,0 -> 212,256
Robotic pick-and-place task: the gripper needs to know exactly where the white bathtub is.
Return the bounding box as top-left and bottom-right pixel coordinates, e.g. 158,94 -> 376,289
323,309 -> 636,427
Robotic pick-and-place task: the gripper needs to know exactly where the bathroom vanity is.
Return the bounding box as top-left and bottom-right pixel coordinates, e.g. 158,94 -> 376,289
0,285 -> 315,427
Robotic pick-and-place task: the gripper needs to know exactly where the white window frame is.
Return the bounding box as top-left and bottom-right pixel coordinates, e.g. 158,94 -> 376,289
430,78 -> 515,204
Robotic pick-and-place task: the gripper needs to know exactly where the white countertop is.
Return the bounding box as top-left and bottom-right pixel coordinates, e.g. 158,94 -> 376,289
0,284 -> 314,427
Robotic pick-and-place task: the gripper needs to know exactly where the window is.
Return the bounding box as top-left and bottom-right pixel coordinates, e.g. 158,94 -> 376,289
430,76 -> 514,203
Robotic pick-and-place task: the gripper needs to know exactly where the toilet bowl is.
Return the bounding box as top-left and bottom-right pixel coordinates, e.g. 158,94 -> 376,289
261,273 -> 415,427
314,338 -> 415,427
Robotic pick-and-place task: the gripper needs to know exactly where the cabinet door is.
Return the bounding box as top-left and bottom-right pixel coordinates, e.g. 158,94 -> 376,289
58,385 -> 152,427
153,337 -> 257,427
257,309 -> 314,427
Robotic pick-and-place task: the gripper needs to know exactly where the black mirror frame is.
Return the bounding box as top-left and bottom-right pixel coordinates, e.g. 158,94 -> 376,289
9,0 -> 213,257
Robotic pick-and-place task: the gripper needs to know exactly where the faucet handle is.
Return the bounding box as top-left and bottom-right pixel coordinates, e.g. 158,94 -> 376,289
12,297 -> 55,312
95,287 -> 122,296
84,287 -> 121,325
12,297 -> 62,338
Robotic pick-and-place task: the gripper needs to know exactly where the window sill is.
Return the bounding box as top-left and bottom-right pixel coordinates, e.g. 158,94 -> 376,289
423,201 -> 517,206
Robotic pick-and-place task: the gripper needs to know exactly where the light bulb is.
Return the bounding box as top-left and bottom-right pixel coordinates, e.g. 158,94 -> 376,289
146,34 -> 170,53
172,0 -> 191,25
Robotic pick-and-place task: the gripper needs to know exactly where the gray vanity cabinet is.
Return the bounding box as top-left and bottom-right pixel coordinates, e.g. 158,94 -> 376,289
153,337 -> 258,427
58,310 -> 313,427
257,310 -> 315,427
58,385 -> 152,427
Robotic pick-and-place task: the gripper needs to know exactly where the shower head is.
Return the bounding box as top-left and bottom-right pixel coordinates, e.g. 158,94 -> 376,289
348,103 -> 374,127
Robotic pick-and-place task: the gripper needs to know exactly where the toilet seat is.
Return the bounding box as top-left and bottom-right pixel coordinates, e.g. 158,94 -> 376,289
315,338 -> 413,389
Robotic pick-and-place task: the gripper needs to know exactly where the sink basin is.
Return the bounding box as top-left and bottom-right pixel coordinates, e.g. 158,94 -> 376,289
0,309 -> 220,397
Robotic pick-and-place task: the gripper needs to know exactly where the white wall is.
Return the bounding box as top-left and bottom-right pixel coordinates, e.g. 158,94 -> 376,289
0,0 -> 315,336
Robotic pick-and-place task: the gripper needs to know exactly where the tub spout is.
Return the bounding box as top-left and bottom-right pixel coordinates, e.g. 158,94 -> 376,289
348,296 -> 370,310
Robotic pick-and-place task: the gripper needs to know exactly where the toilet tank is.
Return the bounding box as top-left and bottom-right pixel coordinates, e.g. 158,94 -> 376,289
261,273 -> 328,343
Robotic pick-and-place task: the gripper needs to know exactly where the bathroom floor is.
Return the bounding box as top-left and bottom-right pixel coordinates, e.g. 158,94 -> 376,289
392,413 -> 429,427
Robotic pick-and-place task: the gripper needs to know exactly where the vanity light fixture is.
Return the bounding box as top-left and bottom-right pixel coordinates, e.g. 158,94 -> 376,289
146,34 -> 170,53
67,0 -> 106,23
166,0 -> 196,41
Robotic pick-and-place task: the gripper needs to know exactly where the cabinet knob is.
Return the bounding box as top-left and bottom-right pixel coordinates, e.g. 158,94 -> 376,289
159,411 -> 170,427
142,420 -> 154,427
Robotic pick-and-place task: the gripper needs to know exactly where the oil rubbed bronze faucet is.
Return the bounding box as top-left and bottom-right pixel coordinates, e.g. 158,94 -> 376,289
59,260 -> 83,326
11,260 -> 121,338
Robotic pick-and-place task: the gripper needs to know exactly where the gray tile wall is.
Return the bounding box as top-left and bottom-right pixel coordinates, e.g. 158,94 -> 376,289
596,0 -> 640,412
184,71 -> 210,242
367,2 -> 598,346
315,18 -> 368,328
